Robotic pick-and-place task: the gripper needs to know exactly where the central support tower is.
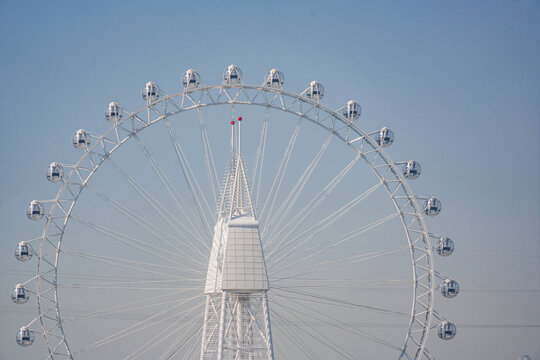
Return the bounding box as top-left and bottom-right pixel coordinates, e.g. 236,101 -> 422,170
201,118 -> 274,360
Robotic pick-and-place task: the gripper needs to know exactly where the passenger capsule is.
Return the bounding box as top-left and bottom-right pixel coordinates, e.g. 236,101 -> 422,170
15,241 -> 33,262
11,284 -> 30,304
264,69 -> 285,88
182,69 -> 201,89
26,201 -> 44,221
403,160 -> 421,180
342,100 -> 361,121
72,129 -> 90,150
441,279 -> 460,298
376,127 -> 394,147
305,81 -> 324,101
105,101 -> 123,122
437,321 -> 456,340
223,64 -> 243,84
423,197 -> 442,216
46,162 -> 63,183
16,326 -> 34,347
141,82 -> 160,103
436,237 -> 454,257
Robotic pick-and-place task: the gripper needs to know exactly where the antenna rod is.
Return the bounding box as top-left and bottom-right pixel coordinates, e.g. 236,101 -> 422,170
230,119 -> 235,157
238,116 -> 242,155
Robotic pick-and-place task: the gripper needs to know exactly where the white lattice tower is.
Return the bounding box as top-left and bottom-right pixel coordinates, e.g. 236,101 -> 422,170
201,119 -> 274,360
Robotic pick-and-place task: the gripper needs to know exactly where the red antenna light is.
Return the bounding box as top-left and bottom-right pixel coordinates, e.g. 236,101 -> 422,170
238,116 -> 242,121
230,120 -> 235,125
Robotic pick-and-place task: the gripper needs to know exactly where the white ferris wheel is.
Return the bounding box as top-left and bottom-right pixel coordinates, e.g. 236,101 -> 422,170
12,65 -> 459,359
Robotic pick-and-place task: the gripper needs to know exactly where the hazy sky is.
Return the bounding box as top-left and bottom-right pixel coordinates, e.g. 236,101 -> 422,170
1,1 -> 539,359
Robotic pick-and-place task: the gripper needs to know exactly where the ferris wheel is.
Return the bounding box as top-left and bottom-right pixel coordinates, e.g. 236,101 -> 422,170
12,65 -> 459,359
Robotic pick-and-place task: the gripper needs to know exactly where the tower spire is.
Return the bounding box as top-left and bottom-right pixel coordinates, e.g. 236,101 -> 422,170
201,116 -> 273,360
219,117 -> 255,220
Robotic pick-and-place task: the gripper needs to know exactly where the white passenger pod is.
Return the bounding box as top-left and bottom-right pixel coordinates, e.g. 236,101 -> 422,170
424,196 -> 442,216
342,100 -> 361,121
15,241 -> 33,261
46,162 -> 64,182
105,101 -> 123,122
141,82 -> 160,103
437,321 -> 456,340
264,68 -> 285,88
441,279 -> 459,298
376,127 -> 394,147
11,284 -> 30,304
72,129 -> 90,149
403,160 -> 421,180
182,69 -> 201,90
16,326 -> 34,346
436,237 -> 454,256
223,64 -> 243,84
305,80 -> 324,101
26,200 -> 44,221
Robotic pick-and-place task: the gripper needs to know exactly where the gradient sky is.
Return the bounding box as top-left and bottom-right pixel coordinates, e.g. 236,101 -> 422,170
1,1 -> 539,359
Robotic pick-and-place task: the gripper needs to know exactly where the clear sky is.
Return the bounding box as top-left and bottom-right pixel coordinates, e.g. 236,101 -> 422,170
1,0 -> 539,359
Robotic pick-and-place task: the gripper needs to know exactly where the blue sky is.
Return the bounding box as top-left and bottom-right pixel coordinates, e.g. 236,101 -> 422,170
1,1 -> 539,359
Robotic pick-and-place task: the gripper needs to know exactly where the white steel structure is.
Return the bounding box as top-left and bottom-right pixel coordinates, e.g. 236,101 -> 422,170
11,66 -> 458,359
201,120 -> 273,359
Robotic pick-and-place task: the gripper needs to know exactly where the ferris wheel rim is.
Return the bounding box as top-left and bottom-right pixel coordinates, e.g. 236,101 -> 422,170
33,82 -> 434,359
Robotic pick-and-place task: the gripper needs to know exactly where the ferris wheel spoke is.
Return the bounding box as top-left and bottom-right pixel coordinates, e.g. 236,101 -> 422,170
271,312 -> 323,359
78,294 -> 203,353
274,294 -> 403,352
272,291 -> 409,350
123,304 -> 204,360
68,215 -> 206,271
62,297 -> 200,324
84,185 -> 206,267
280,329 -> 323,359
263,153 -> 361,253
196,108 -> 220,207
262,132 -> 334,241
258,117 -> 302,224
60,249 -> 199,279
83,303 -> 202,356
133,134 -> 209,246
178,335 -> 200,360
270,213 -> 402,275
270,280 -> 411,295
58,277 -> 201,291
106,157 -> 210,257
159,318 -> 205,360
163,117 -> 214,242
271,245 -> 409,281
58,284 -> 202,291
272,277 -> 410,288
267,180 -> 384,269
271,302 -> 356,360
57,275 -> 203,290
252,107 -> 269,207
61,288 -> 195,322
272,287 -> 408,317
58,278 -> 199,288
